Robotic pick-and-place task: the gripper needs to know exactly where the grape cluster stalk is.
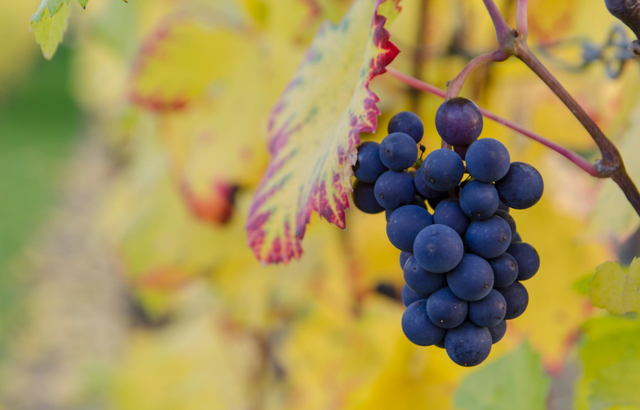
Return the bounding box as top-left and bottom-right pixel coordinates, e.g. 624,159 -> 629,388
352,102 -> 543,367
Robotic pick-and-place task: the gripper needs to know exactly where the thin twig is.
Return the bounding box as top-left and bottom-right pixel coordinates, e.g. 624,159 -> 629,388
445,49 -> 509,99
386,67 -> 600,177
516,0 -> 529,38
482,0 -> 513,47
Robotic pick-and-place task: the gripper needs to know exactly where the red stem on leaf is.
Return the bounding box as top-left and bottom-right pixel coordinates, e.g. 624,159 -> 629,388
386,67 -> 600,177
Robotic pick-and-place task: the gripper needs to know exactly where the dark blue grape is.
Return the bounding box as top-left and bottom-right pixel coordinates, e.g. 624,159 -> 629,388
468,289 -> 507,327
379,133 -> 418,171
401,284 -> 423,307
465,138 -> 511,182
466,216 -> 512,259
388,111 -> 424,144
374,170 -> 416,210
402,299 -> 447,346
433,198 -> 470,236
414,168 -> 451,199
445,321 -> 492,367
352,180 -> 384,214
513,232 -> 522,242
507,242 -> 540,281
454,144 -> 470,161
422,149 -> 465,192
435,98 -> 484,146
353,141 -> 388,183
403,256 -> 446,296
488,252 -> 519,288
446,254 -> 494,301
401,284 -> 424,307
400,251 -> 412,269
413,224 -> 464,273
498,200 -> 509,213
459,180 -> 499,220
387,205 -> 434,252
488,320 -> 507,344
494,209 -> 516,241
497,282 -> 529,319
427,287 -> 468,329
495,162 -> 544,209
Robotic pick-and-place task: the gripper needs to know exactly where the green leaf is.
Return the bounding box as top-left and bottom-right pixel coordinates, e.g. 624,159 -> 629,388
589,258 -> 640,315
30,0 -> 71,60
455,342 -> 551,410
576,316 -> 640,410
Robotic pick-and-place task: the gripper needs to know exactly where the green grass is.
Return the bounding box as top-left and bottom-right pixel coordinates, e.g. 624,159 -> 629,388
0,47 -> 79,348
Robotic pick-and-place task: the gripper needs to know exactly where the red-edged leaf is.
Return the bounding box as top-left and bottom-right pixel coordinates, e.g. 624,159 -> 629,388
246,0 -> 401,264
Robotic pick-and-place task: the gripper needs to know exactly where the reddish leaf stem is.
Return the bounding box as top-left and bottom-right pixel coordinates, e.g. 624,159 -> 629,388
387,67 -> 600,177
516,0 -> 529,38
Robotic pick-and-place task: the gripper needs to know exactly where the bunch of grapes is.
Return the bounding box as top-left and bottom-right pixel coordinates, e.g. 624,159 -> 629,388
352,98 -> 543,367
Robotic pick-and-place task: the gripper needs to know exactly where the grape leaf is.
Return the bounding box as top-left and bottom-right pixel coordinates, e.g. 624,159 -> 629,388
589,258 -> 640,315
245,0 -> 401,264
455,343 -> 551,410
590,96 -> 640,239
30,0 -> 71,60
576,316 -> 640,410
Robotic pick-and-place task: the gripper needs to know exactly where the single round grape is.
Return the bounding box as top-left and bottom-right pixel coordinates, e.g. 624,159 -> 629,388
403,256 -> 447,296
388,111 -> 424,144
413,224 -> 464,273
454,144 -> 470,161
466,138 -> 511,182
468,289 -> 507,327
402,299 -> 447,346
498,200 -> 509,213
352,180 -> 384,214
466,216 -> 512,259
435,97 -> 484,146
414,168 -> 451,199
401,284 -> 424,307
459,180 -> 499,220
495,162 -> 544,209
379,133 -> 418,171
488,320 -> 507,344
445,321 -> 492,367
488,252 -> 519,288
447,254 -> 495,301
387,205 -> 434,252
422,149 -> 465,192
374,170 -> 416,210
497,282 -> 529,319
507,242 -> 540,281
427,287 -> 468,329
433,198 -> 470,236
399,251 -> 412,269
494,209 -> 517,241
353,141 -> 387,183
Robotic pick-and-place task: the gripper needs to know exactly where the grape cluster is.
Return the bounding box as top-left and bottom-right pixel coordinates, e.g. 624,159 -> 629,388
352,99 -> 543,367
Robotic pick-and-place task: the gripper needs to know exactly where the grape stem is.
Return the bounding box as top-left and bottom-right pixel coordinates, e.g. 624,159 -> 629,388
443,0 -> 640,216
445,50 -> 509,99
386,67 -> 600,177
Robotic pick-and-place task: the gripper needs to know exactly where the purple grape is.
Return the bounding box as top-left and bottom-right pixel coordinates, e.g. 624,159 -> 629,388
495,162 -> 544,209
387,205 -> 433,252
352,180 -> 384,214
459,180 -> 499,220
422,149 -> 464,192
413,224 -> 464,273
379,133 -> 418,171
353,141 -> 387,183
466,138 -> 511,182
374,170 -> 416,210
388,111 -> 424,144
466,216 -> 512,259
435,97 -> 484,146
507,242 -> 540,281
446,254 -> 495,301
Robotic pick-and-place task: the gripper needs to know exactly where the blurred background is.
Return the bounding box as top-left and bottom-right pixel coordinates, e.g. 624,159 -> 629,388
0,0 -> 639,409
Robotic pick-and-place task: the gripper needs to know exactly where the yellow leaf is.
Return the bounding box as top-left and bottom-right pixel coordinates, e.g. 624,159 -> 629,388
590,258 -> 640,315
30,1 -> 70,60
246,0 -> 402,264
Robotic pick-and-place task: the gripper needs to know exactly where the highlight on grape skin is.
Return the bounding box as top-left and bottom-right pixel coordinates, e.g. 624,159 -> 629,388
351,103 -> 543,367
